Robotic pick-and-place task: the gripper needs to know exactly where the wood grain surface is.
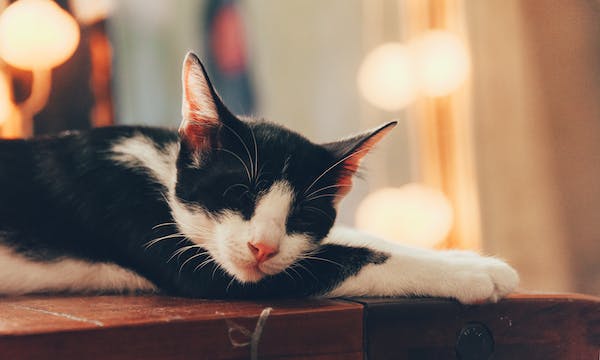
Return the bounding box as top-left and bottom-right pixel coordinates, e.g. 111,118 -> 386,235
0,295 -> 363,360
0,293 -> 597,359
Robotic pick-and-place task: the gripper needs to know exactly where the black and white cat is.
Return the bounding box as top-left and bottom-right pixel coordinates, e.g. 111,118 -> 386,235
0,52 -> 518,303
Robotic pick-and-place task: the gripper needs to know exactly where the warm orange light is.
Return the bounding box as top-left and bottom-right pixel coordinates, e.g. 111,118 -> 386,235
356,184 -> 454,248
412,30 -> 470,97
357,42 -> 417,111
0,0 -> 80,70
0,70 -> 15,125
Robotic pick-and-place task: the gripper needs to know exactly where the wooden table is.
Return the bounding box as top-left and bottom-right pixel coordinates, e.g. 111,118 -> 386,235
0,294 -> 597,359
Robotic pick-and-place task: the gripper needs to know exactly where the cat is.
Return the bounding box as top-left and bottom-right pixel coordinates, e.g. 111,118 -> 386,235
0,52 -> 518,303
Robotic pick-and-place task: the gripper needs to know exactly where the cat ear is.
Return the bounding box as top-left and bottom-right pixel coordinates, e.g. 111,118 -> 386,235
179,51 -> 223,152
322,121 -> 397,199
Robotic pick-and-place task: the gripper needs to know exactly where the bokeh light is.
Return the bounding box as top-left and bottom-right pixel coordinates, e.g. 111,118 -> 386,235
411,30 -> 470,97
356,184 -> 454,248
357,42 -> 417,111
0,0 -> 80,70
69,0 -> 115,25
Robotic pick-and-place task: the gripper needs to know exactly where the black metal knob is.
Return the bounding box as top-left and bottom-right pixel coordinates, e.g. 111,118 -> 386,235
455,322 -> 494,360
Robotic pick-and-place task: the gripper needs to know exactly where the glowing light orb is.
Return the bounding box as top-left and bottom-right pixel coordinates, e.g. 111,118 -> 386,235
0,0 -> 80,70
69,0 -> 115,25
356,184 -> 454,248
357,42 -> 417,111
412,30 -> 470,97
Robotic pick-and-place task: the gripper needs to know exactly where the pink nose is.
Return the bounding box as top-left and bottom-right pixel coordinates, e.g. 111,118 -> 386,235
247,242 -> 278,263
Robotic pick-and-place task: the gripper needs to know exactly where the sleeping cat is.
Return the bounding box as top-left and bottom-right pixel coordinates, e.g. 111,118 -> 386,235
0,52 -> 518,303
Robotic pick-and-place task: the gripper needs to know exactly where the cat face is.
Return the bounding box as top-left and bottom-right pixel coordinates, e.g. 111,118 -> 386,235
171,52 -> 396,283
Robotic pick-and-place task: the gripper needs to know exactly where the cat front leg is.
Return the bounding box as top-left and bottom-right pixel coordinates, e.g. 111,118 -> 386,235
322,227 -> 519,304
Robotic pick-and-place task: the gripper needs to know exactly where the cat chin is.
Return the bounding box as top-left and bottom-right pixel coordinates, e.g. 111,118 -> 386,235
227,260 -> 287,283
231,264 -> 266,283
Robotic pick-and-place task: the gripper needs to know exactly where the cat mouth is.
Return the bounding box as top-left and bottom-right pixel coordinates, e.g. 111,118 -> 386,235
236,263 -> 266,282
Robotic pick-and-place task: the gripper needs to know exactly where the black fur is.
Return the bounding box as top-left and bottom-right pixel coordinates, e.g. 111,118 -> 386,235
0,122 -> 389,298
0,52 -> 395,298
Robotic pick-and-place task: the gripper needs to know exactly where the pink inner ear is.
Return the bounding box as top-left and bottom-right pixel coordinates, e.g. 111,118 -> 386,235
183,61 -> 205,117
180,55 -> 221,152
179,121 -> 216,152
334,125 -> 395,199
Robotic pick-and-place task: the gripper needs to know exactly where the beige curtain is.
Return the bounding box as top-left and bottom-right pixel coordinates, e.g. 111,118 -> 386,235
466,0 -> 600,294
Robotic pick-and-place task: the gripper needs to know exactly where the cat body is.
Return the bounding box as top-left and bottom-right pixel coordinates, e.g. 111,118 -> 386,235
0,53 -> 518,303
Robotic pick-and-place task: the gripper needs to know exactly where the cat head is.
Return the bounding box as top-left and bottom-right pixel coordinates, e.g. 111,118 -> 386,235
171,52 -> 396,283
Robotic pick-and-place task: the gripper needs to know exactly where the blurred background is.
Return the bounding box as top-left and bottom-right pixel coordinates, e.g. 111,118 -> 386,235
0,0 -> 598,296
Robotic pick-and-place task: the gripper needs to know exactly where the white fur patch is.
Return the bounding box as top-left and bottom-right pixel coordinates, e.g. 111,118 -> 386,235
251,181 -> 295,249
111,134 -> 179,192
197,180 -> 315,283
110,133 -> 215,243
111,137 -> 314,284
0,244 -> 155,295
168,199 -> 215,245
324,227 -> 519,304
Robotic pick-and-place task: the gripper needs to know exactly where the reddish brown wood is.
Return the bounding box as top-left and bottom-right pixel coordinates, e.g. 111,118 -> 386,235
0,293 -> 597,359
0,296 -> 363,360
357,293 -> 600,359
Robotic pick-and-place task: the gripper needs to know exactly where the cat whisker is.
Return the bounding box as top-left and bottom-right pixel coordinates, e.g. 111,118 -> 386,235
152,222 -> 178,230
249,125 -> 258,181
175,237 -> 190,247
304,184 -> 352,200
167,247 -> 192,262
285,266 -> 301,282
212,263 -> 225,280
254,163 -> 266,186
160,192 -> 170,204
281,155 -> 291,176
143,233 -> 186,250
238,190 -> 251,201
302,248 -> 330,258
303,206 -> 334,222
215,148 -> 252,183
303,148 -> 370,195
223,183 -> 250,197
298,255 -> 344,268
167,245 -> 206,263
303,194 -> 345,203
221,122 -> 255,180
226,277 -> 236,293
193,257 -> 215,272
280,268 -> 295,282
255,179 -> 269,190
250,127 -> 262,181
284,265 -> 302,279
292,262 -> 318,281
178,251 -> 211,275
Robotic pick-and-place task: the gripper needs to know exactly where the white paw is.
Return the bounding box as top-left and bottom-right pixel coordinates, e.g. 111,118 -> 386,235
447,256 -> 519,304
